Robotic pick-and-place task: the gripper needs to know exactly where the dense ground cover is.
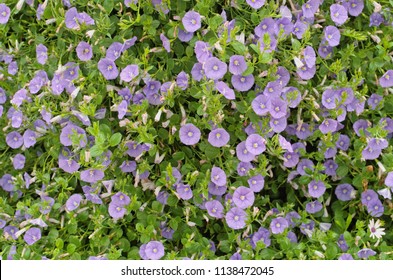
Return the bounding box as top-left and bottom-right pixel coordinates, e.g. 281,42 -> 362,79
0,0 -> 393,260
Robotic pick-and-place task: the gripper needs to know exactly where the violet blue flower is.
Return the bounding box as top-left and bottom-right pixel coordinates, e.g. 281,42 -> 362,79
229,55 -> 247,75
176,183 -> 193,200
245,134 -> 266,155
205,200 -> 224,218
215,81 -> 235,100
324,26 -> 341,46
0,4 -> 10,24
246,0 -> 265,9
182,11 -> 201,33
24,228 -> 41,245
330,4 -> 348,26
76,41 -> 93,61
66,194 -> 83,211
225,207 -> 247,229
179,123 -> 201,145
108,202 -> 126,219
211,166 -> 227,186
270,217 -> 289,234
97,58 -> 118,80
231,74 -> 254,92
308,180 -> 326,198
80,169 -> 104,183
248,174 -> 265,192
305,200 -> 323,214
145,241 -> 165,260
204,57 -> 227,80
357,248 -> 376,259
6,131 -> 23,149
12,154 -> 25,170
233,186 -> 255,209
379,70 -> 393,88
335,183 -> 356,201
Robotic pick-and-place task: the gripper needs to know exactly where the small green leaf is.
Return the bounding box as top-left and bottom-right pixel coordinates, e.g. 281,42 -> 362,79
109,133 -> 122,147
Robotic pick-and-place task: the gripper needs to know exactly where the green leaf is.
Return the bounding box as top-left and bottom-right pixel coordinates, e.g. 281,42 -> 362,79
109,133 -> 122,147
103,0 -> 114,13
231,41 -> 246,54
67,244 -> 77,254
342,29 -> 367,41
90,145 -> 105,157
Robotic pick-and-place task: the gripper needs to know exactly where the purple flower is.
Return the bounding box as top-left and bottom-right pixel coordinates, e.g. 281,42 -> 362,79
293,20 -> 308,39
362,145 -> 382,160
211,166 -> 227,186
120,160 -> 136,173
369,13 -> 384,27
8,61 -> 18,75
208,128 -> 230,148
225,207 -> 247,229
204,57 -> 227,80
0,4 -> 11,24
308,180 -> 326,198
58,149 -> 80,174
339,253 -> 353,260
324,26 -> 341,47
357,248 -> 376,259
245,134 -> 266,155
230,252 -> 242,260
270,117 -> 287,133
236,141 -> 255,162
247,175 -> 265,192
194,41 -> 212,63
179,123 -> 201,145
268,97 -> 287,119
367,94 -> 383,109
208,182 -> 226,196
303,46 -> 316,68
6,131 -> 23,149
318,43 -> 333,59
270,217 -> 289,234
12,153 -> 25,170
379,70 -> 393,88
384,172 -> 393,188
60,123 -> 87,147
337,234 -> 349,251
283,152 -> 299,168
156,191 -> 169,205
215,81 -> 235,100
178,28 -> 194,42
252,95 -> 269,116
97,58 -> 119,80
336,134 -> 350,150
250,227 -> 271,248
160,224 -> 174,240
330,4 -> 348,26
4,226 -> 18,240
35,44 -> 48,65
296,63 -> 316,80
233,186 -> 255,209
176,183 -> 193,200
182,11 -> 201,33
80,169 -> 104,183
287,231 -> 298,243
24,228 -> 41,245
145,241 -> 165,260
302,0 -> 320,18
160,33 -> 171,52
111,192 -> 130,206
319,119 -> 338,134
246,0 -> 265,9
335,183 -> 356,201
76,41 -> 93,61
367,200 -> 384,217
231,74 -> 254,92
176,71 -> 189,90
191,62 -> 205,81
237,161 -> 253,176
255,18 -> 277,37
139,244 -> 148,260
344,0 -> 364,17
108,202 -> 126,219
0,87 -> 6,104
1,174 -> 14,192
305,200 -> 323,214
323,159 -> 338,176
229,55 -> 247,75
205,200 -> 224,218
65,7 -> 80,29
263,81 -> 282,98
66,194 -> 83,211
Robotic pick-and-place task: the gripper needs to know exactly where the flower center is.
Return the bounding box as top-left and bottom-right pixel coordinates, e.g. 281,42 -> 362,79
213,65 -> 218,71
243,149 -> 248,154
275,106 -> 280,112
188,131 -> 193,137
153,248 -> 157,253
276,223 -> 281,228
252,180 -> 256,184
116,206 -> 121,211
386,74 -> 390,80
108,65 -> 113,70
240,195 -> 245,201
371,227 -> 376,233
253,143 -> 258,148
191,19 -> 196,25
84,48 -> 89,54
234,215 -> 239,221
212,208 -> 217,213
313,185 -> 318,190
184,187 -> 189,192
234,60 -> 239,65
216,133 -> 221,139
13,137 -> 18,141
240,77 -> 245,82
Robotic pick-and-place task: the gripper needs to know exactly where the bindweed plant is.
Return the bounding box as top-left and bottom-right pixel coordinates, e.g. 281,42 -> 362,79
0,0 -> 393,260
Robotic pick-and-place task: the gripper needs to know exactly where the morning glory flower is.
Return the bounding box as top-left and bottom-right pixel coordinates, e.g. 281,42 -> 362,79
182,11 -> 201,33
